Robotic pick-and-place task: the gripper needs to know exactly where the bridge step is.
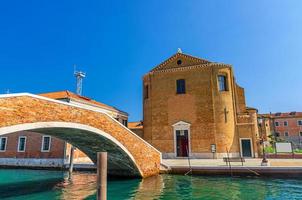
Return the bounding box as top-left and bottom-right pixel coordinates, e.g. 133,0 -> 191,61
64,164 -> 96,171
160,163 -> 171,174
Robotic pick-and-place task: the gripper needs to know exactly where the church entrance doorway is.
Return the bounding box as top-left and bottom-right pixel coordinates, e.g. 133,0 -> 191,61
240,138 -> 253,157
176,130 -> 189,157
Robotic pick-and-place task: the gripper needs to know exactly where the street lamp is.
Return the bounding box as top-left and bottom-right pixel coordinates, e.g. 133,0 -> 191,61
261,138 -> 268,165
259,116 -> 268,166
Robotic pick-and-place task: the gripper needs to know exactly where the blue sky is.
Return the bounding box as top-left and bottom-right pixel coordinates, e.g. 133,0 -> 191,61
0,0 -> 301,121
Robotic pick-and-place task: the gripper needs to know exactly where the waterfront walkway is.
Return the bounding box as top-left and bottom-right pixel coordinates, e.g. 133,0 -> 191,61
163,158 -> 302,167
162,158 -> 302,176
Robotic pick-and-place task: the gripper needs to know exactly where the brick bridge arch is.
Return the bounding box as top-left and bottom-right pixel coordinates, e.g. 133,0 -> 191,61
0,93 -> 161,178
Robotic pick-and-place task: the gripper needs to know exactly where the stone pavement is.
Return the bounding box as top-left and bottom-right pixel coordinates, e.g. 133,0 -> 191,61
161,158 -> 302,176
163,158 -> 302,168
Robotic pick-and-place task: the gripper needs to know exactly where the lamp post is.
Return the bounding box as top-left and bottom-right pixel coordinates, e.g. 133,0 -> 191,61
259,116 -> 268,166
261,137 -> 268,165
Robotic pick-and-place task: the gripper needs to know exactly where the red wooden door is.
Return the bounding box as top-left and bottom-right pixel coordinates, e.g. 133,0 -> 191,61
176,130 -> 189,157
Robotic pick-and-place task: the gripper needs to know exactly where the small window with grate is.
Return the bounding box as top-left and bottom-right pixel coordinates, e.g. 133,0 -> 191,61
176,79 -> 186,94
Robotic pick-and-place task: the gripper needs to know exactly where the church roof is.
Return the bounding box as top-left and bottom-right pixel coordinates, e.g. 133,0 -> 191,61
150,52 -> 212,72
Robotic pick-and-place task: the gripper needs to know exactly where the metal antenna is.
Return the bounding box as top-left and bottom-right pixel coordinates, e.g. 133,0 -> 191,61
74,66 -> 86,96
69,65 -> 86,179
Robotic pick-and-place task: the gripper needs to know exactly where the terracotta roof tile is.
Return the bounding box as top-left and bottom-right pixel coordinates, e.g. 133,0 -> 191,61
259,112 -> 302,118
128,121 -> 143,129
39,90 -> 127,115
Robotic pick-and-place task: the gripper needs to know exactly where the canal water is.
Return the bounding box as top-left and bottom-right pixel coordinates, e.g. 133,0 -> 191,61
0,169 -> 302,199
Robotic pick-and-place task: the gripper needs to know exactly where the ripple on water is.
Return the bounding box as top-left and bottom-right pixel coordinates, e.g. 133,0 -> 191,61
1,170 -> 302,200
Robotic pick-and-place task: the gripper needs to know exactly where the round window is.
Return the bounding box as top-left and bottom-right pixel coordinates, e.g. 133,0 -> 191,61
177,60 -> 182,65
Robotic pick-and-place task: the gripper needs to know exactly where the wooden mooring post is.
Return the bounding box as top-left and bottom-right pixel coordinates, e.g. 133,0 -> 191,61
97,152 -> 107,200
68,146 -> 75,179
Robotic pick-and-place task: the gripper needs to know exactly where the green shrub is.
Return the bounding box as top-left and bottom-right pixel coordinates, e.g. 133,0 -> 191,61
294,149 -> 302,154
265,146 -> 275,153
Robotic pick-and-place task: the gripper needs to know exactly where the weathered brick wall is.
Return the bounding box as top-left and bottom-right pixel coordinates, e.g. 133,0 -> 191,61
237,114 -> 253,124
65,143 -> 93,162
144,67 -> 217,156
274,117 -> 302,137
0,130 -> 93,164
235,84 -> 247,113
130,128 -> 144,138
260,118 -> 272,140
0,131 -> 65,158
0,95 -> 161,178
212,67 -> 238,154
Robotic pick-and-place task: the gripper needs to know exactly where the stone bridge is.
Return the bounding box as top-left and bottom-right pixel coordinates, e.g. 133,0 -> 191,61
0,93 -> 161,178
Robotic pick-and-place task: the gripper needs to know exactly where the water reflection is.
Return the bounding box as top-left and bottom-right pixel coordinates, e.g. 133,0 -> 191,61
134,175 -> 164,199
0,177 -> 62,199
56,172 -> 96,200
1,169 -> 302,200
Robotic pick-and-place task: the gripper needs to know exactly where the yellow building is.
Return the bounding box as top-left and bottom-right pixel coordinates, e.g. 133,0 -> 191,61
142,50 -> 259,159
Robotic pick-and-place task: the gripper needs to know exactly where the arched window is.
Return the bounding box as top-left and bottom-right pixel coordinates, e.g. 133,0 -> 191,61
218,75 -> 228,91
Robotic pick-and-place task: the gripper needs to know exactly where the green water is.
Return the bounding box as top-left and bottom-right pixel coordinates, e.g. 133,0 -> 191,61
0,169 -> 302,199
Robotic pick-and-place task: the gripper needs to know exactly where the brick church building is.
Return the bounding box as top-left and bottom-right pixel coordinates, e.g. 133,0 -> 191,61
140,50 -> 260,158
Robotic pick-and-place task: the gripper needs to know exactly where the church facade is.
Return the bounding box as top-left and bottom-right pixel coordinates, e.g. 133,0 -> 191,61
142,51 -> 259,159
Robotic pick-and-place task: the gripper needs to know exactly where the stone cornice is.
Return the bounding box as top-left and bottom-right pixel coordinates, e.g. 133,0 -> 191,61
147,62 -> 231,75
151,52 -> 211,72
